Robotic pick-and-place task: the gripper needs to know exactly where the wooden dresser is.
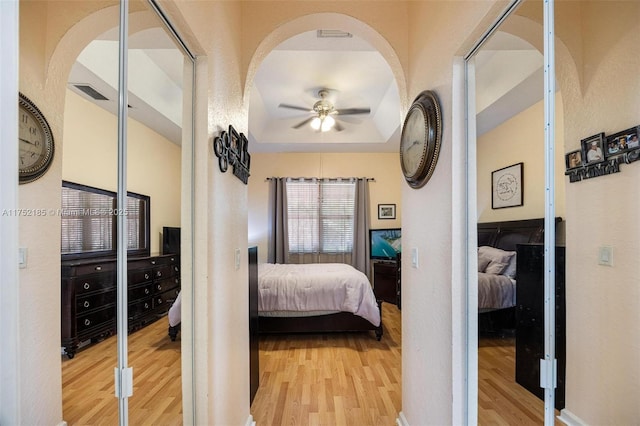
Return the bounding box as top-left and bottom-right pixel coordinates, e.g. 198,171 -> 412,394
61,254 -> 180,358
372,255 -> 401,309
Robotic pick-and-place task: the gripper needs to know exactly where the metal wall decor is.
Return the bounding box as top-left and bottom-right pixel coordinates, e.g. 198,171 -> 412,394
565,125 -> 639,183
213,125 -> 251,184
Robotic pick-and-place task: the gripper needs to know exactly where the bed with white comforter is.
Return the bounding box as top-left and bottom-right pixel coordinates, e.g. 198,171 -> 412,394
258,262 -> 381,326
257,262 -> 383,340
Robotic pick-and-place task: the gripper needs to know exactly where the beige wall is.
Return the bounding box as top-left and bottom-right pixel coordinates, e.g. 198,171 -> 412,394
248,153 -> 402,263
555,2 -> 640,423
62,89 -> 182,255
477,94 -> 566,222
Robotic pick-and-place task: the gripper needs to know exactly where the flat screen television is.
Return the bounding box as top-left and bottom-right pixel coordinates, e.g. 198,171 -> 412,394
162,226 -> 181,255
369,228 -> 401,260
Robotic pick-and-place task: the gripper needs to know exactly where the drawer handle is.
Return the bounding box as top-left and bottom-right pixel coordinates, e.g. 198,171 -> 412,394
157,299 -> 163,305
171,257 -> 175,262
156,271 -> 162,278
83,282 -> 91,290
83,301 -> 90,308
174,266 -> 179,272
175,278 -> 179,284
84,319 -> 91,326
157,284 -> 162,291
95,266 -> 102,271
144,303 -> 149,309
145,273 -> 150,280
145,288 -> 150,294
151,260 -> 156,265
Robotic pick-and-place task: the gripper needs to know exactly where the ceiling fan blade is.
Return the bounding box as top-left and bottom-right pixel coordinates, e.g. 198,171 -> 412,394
292,116 -> 314,129
279,103 -> 312,112
335,107 -> 371,115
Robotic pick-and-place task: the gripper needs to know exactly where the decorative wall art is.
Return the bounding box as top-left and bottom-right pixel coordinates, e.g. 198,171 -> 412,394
565,125 -> 639,183
378,204 -> 396,220
491,162 -> 523,209
213,125 -> 251,184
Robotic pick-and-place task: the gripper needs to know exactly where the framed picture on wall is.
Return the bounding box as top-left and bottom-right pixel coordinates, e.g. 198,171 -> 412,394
605,125 -> 640,158
565,149 -> 583,170
491,162 -> 523,209
378,204 -> 396,220
581,132 -> 605,164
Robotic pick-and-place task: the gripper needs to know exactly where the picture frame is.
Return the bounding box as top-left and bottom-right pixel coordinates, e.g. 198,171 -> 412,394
605,125 -> 640,158
565,149 -> 583,170
491,162 -> 523,209
378,204 -> 396,220
581,132 -> 605,164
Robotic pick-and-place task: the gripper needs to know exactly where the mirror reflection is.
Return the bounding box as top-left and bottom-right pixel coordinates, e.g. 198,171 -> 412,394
60,1 -> 190,423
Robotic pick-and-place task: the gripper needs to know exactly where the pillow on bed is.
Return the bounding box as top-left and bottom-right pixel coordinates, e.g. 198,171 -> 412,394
477,252 -> 492,272
478,246 -> 516,275
502,253 -> 518,279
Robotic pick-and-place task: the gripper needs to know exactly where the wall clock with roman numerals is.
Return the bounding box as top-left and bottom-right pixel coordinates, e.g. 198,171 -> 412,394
18,93 -> 55,184
399,90 -> 442,189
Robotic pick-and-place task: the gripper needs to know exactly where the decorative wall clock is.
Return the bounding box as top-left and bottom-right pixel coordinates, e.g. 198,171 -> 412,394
18,93 -> 55,184
399,90 -> 442,189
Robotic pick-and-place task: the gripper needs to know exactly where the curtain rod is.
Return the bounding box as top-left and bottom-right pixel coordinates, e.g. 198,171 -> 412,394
265,177 -> 375,182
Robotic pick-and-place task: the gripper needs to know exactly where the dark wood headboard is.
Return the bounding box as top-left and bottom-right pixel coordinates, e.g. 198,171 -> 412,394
478,218 -> 562,251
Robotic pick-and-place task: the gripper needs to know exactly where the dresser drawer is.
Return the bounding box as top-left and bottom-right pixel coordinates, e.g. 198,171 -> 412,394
128,268 -> 153,285
128,297 -> 154,320
153,265 -> 173,280
73,273 -> 116,295
153,276 -> 179,294
68,261 -> 116,276
129,282 -> 154,302
77,308 -> 115,333
76,290 -> 116,314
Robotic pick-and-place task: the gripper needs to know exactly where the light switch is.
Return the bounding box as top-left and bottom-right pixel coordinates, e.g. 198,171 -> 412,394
598,246 -> 613,266
235,248 -> 241,270
18,248 -> 27,269
411,247 -> 418,268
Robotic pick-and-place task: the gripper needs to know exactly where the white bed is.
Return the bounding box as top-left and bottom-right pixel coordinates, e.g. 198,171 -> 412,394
477,245 -> 518,312
258,262 -> 381,326
257,262 -> 383,340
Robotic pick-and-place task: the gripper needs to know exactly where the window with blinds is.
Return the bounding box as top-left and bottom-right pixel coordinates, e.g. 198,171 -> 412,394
286,179 -> 355,254
61,181 -> 150,260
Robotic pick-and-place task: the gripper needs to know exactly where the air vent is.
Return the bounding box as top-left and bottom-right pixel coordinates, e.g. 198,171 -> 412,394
72,84 -> 109,101
316,29 -> 353,39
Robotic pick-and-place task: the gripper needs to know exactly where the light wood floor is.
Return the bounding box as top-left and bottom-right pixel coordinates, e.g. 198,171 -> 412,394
250,303 -> 402,426
62,305 -> 557,425
61,319 -> 182,425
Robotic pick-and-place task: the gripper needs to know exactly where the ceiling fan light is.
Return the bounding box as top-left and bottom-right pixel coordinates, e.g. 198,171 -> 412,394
310,116 -> 321,130
321,115 -> 335,132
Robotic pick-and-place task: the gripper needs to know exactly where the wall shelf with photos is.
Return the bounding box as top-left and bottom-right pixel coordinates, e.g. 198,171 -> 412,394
565,125 -> 640,183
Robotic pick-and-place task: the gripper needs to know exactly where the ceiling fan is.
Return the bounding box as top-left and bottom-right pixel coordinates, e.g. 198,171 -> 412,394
278,89 -> 371,132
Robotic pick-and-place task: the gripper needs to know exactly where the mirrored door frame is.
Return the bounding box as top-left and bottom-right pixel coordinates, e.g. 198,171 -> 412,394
114,1 -> 196,424
460,0 -> 558,424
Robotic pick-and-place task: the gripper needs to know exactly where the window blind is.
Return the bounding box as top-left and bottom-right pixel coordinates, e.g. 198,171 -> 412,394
286,179 -> 355,254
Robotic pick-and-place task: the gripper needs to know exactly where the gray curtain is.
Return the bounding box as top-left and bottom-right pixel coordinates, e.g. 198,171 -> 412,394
352,178 -> 371,278
267,177 -> 288,263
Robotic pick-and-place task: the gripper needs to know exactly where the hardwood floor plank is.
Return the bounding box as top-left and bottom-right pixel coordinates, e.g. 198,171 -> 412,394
63,302 -> 558,425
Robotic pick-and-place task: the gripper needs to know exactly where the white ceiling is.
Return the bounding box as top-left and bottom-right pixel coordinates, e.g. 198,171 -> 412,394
68,28 -> 542,152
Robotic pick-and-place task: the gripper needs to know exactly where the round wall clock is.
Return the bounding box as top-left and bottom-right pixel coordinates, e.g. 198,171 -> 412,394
399,90 -> 442,189
18,93 -> 55,184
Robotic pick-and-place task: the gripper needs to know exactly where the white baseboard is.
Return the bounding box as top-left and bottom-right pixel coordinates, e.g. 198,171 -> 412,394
558,409 -> 587,426
245,414 -> 256,426
396,411 -> 409,426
